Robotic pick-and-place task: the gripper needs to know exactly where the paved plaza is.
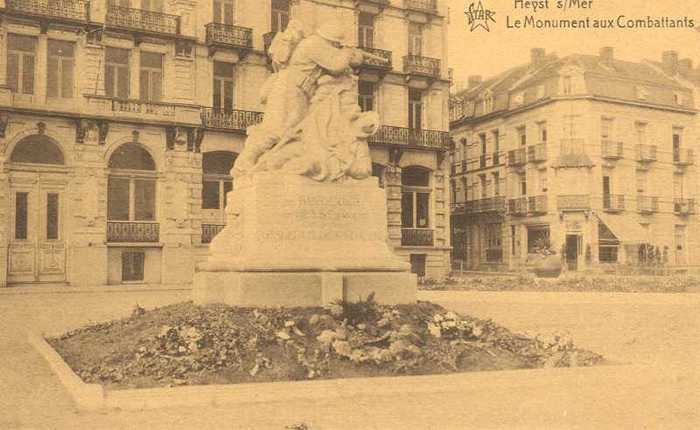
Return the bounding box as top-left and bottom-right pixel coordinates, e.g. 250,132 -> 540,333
0,288 -> 698,429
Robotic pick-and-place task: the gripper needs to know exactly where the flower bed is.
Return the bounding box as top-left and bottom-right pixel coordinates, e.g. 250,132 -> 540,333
48,300 -> 602,389
420,274 -> 700,293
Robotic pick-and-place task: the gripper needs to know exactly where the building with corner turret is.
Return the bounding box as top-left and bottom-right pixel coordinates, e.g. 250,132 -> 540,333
450,47 -> 699,273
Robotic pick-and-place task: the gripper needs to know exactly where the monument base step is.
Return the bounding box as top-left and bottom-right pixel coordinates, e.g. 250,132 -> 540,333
193,271 -> 417,307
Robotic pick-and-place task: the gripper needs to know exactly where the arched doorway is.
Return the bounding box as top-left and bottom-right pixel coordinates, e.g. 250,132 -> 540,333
7,134 -> 67,284
201,151 -> 237,243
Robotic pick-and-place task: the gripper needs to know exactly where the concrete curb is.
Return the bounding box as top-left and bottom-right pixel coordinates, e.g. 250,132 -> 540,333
30,332 -> 651,412
28,333 -> 106,410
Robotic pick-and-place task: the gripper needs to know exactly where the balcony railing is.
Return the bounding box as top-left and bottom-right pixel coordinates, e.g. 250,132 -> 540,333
674,198 -> 695,216
601,140 -> 623,159
202,224 -> 225,244
557,195 -> 590,211
359,46 -> 393,70
106,4 -> 180,36
673,148 -> 694,166
508,197 -> 528,215
469,197 -> 506,214
6,0 -> 89,21
368,125 -> 449,150
401,228 -> 434,247
201,108 -> 264,132
405,0 -> 437,13
528,195 -> 548,214
206,22 -> 253,50
603,194 -> 625,212
403,55 -> 441,79
508,148 -> 526,166
637,144 -> 658,162
527,143 -> 547,163
107,221 -> 160,243
637,195 -> 659,214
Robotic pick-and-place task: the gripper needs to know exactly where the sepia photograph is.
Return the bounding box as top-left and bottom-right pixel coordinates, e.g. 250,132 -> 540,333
0,0 -> 698,428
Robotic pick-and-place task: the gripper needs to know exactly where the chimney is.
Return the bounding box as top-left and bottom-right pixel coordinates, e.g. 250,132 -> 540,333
599,47 -> 614,66
468,75 -> 482,89
662,50 -> 679,75
678,58 -> 693,77
531,48 -> 546,66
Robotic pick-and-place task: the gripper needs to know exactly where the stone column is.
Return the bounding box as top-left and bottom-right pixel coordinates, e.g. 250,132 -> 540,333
67,125 -> 109,286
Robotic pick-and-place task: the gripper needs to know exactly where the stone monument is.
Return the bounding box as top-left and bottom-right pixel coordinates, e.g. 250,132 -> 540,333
193,20 -> 417,307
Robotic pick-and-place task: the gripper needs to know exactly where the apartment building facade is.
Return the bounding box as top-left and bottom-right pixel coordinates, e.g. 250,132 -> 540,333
450,48 -> 699,272
0,0 -> 450,287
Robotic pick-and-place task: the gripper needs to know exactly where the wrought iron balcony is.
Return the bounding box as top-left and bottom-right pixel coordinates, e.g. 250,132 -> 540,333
405,0 -> 437,13
469,197 -> 506,214
202,224 -> 225,244
603,194 -> 625,212
358,46 -> 393,71
527,143 -> 547,163
403,55 -> 441,79
636,144 -> 657,162
508,197 -> 528,216
528,195 -> 548,214
637,195 -> 659,214
601,140 -> 623,159
368,125 -> 449,150
673,148 -> 694,166
557,195 -> 590,211
106,4 -> 180,36
674,198 -> 695,216
508,148 -> 526,166
5,0 -> 89,22
206,22 -> 253,51
107,221 -> 160,243
401,228 -> 434,247
201,108 -> 264,132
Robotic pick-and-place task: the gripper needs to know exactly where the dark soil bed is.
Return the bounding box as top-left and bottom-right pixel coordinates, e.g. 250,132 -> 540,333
49,300 -> 603,390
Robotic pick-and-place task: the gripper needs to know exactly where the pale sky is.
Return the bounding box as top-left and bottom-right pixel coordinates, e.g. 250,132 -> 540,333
447,0 -> 700,88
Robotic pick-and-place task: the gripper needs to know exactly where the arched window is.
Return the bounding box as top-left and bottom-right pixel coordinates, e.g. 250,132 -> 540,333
202,151 -> 236,210
10,135 -> 64,165
401,166 -> 431,229
107,144 -> 157,222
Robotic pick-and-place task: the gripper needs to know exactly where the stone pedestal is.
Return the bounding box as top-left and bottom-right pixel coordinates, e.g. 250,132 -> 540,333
194,173 -> 416,307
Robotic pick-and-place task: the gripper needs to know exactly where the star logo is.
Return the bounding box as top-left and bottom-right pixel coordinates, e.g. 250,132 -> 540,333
465,1 -> 496,32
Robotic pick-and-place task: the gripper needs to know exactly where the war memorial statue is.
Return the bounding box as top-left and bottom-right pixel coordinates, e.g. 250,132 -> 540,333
194,20 -> 417,307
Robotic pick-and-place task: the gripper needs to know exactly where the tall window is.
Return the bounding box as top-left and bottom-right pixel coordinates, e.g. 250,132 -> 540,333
15,192 -> 28,240
271,0 -> 290,32
517,126 -> 526,147
601,117 -> 613,141
562,115 -> 582,154
479,174 -> 487,198
358,12 -> 374,48
47,40 -> 74,99
213,61 -> 235,111
408,88 -> 423,131
493,172 -> 501,196
401,167 -> 431,229
108,144 -> 157,222
408,23 -> 422,56
7,34 -> 36,95
140,52 -> 163,102
492,130 -> 500,154
673,174 -> 684,199
479,133 -> 487,154
358,81 -> 375,112
635,122 -> 647,145
675,225 -> 686,264
519,173 -> 527,196
202,151 -> 236,210
538,121 -> 547,143
636,170 -> 647,194
141,0 -> 164,11
213,0 -> 234,25
673,127 -> 683,162
105,47 -> 130,99
562,75 -> 572,94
